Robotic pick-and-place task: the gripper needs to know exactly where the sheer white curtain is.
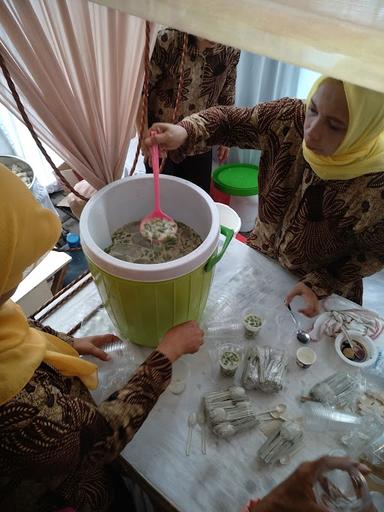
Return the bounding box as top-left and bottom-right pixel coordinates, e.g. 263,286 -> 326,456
228,51 -> 319,166
0,0 -> 157,190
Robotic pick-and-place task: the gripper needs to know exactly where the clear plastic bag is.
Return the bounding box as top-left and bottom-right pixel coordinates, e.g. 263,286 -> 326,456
305,372 -> 365,410
241,346 -> 288,393
356,379 -> 384,421
258,420 -> 303,465
203,387 -> 259,438
362,350 -> 384,386
340,416 -> 384,457
83,339 -> 143,404
203,266 -> 268,323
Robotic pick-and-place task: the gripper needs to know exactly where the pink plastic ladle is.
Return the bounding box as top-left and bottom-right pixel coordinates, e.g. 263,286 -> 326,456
139,132 -> 177,242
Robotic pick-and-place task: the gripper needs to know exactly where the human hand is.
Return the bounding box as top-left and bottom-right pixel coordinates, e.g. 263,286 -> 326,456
157,321 -> 204,363
72,334 -> 119,361
144,123 -> 188,153
285,282 -> 319,317
240,499 -> 260,512
253,456 -> 371,512
141,139 -> 167,168
217,145 -> 230,163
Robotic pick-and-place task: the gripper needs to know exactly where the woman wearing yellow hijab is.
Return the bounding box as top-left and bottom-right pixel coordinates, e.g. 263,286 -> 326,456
0,163 -> 204,511
145,76 -> 384,316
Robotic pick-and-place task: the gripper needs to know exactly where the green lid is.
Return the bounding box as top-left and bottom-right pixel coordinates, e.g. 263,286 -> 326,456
213,163 -> 259,196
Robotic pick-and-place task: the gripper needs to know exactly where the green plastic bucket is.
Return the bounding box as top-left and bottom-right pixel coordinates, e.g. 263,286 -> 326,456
213,164 -> 259,231
80,175 -> 233,347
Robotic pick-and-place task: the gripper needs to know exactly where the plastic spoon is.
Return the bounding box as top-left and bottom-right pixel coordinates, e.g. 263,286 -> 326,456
140,131 -> 177,242
186,412 -> 197,456
286,304 -> 311,344
341,327 -> 365,361
197,411 -> 207,454
256,404 -> 288,421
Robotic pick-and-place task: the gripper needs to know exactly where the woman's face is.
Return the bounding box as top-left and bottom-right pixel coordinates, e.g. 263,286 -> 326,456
304,79 -> 349,156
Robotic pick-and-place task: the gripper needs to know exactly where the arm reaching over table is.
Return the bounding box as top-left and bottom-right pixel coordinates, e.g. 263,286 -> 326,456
247,457 -> 374,512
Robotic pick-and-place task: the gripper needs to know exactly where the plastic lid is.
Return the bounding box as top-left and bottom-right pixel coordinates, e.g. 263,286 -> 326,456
213,164 -> 259,196
66,232 -> 80,248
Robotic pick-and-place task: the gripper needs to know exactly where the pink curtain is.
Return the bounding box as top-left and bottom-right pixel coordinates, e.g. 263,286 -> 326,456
0,0 -> 156,190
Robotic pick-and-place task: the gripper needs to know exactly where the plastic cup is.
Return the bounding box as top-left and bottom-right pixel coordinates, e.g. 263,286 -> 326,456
218,343 -> 243,376
296,347 -> 317,369
205,320 -> 243,339
314,467 -> 373,511
242,312 -> 263,338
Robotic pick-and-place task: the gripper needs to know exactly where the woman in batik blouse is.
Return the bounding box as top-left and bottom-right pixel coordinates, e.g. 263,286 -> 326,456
0,163 -> 204,511
145,76 -> 384,317
145,28 -> 240,193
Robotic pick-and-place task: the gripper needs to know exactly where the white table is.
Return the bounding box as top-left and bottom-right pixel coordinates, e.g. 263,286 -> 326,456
35,239 -> 384,512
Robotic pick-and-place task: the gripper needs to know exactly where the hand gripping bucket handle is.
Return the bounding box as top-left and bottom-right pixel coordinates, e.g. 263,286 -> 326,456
205,226 -> 234,272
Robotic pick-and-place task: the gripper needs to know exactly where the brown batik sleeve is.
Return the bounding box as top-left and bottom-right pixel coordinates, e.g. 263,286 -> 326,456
302,219 -> 384,300
28,318 -> 75,345
0,350 -> 171,484
173,97 -> 300,161
173,105 -> 259,161
94,350 -> 172,461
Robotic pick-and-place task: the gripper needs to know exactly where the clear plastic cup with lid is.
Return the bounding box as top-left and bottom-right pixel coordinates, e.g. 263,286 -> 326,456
242,311 -> 263,338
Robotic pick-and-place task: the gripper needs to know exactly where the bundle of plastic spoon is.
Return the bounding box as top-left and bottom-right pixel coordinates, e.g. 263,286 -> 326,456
203,387 -> 258,438
208,402 -> 257,425
302,372 -> 364,408
241,346 -> 288,393
258,421 -> 304,465
204,386 -> 249,408
212,417 -> 259,438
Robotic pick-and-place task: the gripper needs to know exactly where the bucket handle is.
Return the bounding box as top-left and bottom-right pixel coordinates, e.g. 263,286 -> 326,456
205,225 -> 234,272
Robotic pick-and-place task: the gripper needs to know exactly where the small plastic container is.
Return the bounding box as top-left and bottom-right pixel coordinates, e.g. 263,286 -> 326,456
243,312 -> 263,338
218,343 -> 243,376
296,346 -> 317,369
335,330 -> 378,368
62,232 -> 89,287
212,164 -> 259,232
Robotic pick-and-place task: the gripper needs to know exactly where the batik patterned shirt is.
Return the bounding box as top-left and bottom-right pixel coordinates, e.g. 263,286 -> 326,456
148,28 -> 240,154
175,98 -> 384,303
0,321 -> 172,512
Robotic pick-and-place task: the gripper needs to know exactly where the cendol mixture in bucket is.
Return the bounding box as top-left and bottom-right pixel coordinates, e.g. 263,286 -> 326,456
105,220 -> 202,264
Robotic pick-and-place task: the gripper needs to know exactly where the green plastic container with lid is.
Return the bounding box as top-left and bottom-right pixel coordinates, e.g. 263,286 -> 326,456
212,164 -> 259,231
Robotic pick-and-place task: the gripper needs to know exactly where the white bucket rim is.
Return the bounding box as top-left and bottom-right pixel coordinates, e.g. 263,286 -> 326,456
215,202 -> 241,236
80,175 -> 220,282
